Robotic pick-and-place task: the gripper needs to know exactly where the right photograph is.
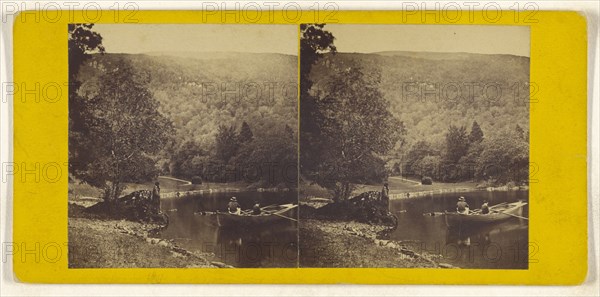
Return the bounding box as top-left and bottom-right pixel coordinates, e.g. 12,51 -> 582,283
299,24 -> 530,269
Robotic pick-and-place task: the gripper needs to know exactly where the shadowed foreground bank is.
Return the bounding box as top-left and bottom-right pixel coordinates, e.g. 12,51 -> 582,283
68,204 -> 222,268
298,192 -> 457,269
299,219 -> 448,268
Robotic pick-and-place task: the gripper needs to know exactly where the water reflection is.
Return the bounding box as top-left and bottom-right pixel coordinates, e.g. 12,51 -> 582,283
390,190 -> 529,269
159,191 -> 298,268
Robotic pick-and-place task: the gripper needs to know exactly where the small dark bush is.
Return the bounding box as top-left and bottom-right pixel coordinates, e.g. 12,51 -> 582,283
421,176 -> 433,185
191,176 -> 202,185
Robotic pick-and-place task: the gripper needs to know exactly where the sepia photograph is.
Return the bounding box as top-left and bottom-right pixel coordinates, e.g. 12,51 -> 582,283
67,24 -> 299,268
299,24 -> 530,269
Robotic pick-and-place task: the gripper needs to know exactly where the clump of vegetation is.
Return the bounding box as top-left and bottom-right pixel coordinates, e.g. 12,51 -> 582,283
191,176 -> 202,185
85,190 -> 167,225
421,176 -> 433,185
310,191 -> 397,227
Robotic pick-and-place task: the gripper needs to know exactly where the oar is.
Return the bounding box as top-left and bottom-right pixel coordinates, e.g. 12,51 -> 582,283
491,210 -> 529,220
272,212 -> 298,222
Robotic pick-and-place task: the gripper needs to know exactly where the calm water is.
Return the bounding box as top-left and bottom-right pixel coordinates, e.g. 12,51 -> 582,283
389,190 -> 529,269
159,191 -> 298,268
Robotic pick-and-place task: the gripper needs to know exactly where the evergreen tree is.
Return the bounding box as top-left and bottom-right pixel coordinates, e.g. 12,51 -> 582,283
515,124 -> 525,140
238,121 -> 253,143
469,121 -> 484,143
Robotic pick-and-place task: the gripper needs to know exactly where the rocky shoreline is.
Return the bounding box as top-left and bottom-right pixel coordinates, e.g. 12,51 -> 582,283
68,203 -> 233,268
300,219 -> 458,268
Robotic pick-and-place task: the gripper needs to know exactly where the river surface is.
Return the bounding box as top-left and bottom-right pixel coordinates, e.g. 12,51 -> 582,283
159,191 -> 298,268
389,190 -> 529,269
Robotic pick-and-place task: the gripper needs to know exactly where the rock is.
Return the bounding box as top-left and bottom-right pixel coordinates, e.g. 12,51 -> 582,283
211,261 -> 234,268
438,263 -> 457,269
157,240 -> 169,247
375,239 -> 389,246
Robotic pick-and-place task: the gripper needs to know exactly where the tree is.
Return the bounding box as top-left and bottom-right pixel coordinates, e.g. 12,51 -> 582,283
284,124 -> 295,141
414,155 -> 441,179
300,24 -> 336,178
306,66 -> 403,201
300,24 -> 337,96
71,62 -> 174,201
171,141 -> 205,178
515,124 -> 525,140
238,121 -> 253,143
477,130 -> 529,185
443,125 -> 469,164
404,140 -> 437,176
215,124 -> 238,164
68,24 -> 105,173
440,125 -> 470,181
469,121 -> 484,143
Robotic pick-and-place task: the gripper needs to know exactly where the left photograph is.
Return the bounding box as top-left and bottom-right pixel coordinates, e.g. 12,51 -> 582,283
68,24 -> 299,268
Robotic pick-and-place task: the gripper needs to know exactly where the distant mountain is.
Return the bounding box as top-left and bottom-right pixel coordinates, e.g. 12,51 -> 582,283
78,52 -> 298,148
310,51 -> 530,146
372,50 -> 527,61
145,51 -> 295,61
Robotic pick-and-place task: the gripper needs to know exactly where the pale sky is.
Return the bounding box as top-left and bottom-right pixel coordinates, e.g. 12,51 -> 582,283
91,24 -> 529,57
325,25 -> 530,57
92,24 -> 298,55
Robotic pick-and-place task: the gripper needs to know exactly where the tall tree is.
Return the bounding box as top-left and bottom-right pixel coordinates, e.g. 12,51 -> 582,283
72,62 -> 174,201
469,120 -> 484,143
300,24 -> 337,96
300,24 -> 336,177
68,24 -> 105,172
307,67 -> 403,201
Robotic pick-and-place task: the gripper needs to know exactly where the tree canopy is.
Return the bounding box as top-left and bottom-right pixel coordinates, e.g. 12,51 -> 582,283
71,62 -> 174,201
300,27 -> 404,200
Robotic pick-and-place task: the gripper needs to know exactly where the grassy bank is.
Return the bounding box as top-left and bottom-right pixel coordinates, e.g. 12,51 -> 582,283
68,205 -> 221,268
300,219 -> 453,268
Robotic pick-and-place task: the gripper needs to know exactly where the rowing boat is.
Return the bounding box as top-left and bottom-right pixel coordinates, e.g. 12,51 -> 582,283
213,204 -> 298,227
444,201 -> 527,227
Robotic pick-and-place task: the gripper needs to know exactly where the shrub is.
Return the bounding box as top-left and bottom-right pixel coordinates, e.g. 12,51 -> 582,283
191,176 -> 202,185
421,176 -> 433,185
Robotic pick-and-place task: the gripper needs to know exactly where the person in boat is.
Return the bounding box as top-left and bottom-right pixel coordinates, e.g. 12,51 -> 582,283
151,181 -> 161,214
227,197 -> 241,215
481,200 -> 490,214
252,201 -> 261,215
456,196 -> 469,214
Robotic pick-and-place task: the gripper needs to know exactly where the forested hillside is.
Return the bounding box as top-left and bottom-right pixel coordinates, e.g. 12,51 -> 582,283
311,52 -> 529,144
77,52 -> 298,187
309,51 -> 530,184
